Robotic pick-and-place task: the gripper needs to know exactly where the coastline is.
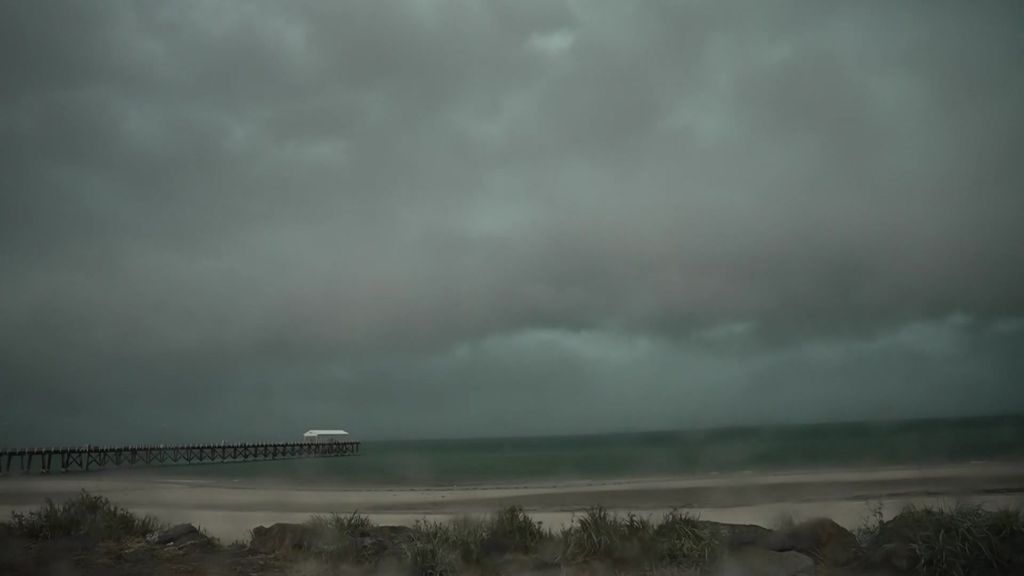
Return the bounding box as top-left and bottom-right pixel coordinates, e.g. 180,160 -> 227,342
3,461 -> 1023,542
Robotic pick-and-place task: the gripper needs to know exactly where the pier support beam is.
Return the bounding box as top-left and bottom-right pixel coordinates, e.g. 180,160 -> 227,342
0,441 -> 359,475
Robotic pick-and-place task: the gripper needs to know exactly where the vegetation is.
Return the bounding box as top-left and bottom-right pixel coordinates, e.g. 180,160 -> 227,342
304,511 -> 380,563
654,510 -> 721,567
486,504 -> 546,555
561,507 -> 649,563
307,511 -> 374,536
860,503 -> 1024,575
299,505 -> 549,573
560,507 -> 720,569
0,497 -> 721,574
854,501 -> 886,547
404,520 -> 461,576
403,506 -> 548,573
7,491 -> 163,542
6,491 -> 1024,575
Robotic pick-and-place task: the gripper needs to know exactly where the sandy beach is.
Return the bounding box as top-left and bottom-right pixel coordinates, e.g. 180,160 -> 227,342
3,461 -> 1022,543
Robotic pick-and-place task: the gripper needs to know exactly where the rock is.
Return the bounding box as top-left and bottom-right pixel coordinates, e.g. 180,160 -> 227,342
766,517 -> 860,566
702,521 -> 774,549
146,523 -> 207,546
363,525 -> 414,557
250,523 -> 314,554
873,510 -> 925,544
869,542 -> 915,572
249,522 -> 415,558
720,548 -> 816,576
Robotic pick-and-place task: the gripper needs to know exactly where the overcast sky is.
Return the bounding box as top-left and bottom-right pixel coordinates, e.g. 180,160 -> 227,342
2,1 -> 1023,445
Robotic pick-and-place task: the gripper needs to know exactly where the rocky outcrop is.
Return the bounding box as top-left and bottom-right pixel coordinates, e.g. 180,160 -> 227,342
721,548 -> 816,576
250,523 -> 315,554
353,525 -> 414,559
145,523 -> 211,547
766,517 -> 860,566
702,521 -> 774,549
249,522 -> 418,559
867,541 -> 915,572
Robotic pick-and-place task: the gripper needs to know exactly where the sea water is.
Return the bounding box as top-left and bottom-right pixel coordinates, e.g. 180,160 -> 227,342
134,415 -> 1024,486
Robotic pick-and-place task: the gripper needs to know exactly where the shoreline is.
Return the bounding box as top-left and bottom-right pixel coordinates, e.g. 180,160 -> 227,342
5,457 -> 1021,489
3,461 -> 1023,542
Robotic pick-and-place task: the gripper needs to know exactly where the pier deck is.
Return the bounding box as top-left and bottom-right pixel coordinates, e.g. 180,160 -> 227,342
0,441 -> 360,474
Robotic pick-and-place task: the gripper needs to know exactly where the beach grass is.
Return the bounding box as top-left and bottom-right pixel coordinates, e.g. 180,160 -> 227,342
7,490 -> 163,542
559,507 -> 720,569
403,505 -> 549,573
6,491 -> 1024,575
861,502 -> 1024,575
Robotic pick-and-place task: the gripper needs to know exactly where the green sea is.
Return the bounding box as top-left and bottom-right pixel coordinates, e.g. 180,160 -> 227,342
141,415 -> 1024,486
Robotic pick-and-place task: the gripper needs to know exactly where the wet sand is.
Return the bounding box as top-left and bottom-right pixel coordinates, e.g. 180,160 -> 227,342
2,462 -> 1023,543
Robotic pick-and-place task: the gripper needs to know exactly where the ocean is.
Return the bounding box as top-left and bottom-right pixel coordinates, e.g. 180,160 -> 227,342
136,415 -> 1024,486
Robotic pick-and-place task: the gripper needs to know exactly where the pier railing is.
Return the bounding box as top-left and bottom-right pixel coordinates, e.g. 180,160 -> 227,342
0,441 -> 360,475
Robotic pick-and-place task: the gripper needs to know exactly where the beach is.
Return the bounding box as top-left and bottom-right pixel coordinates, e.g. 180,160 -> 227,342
3,461 -> 1022,543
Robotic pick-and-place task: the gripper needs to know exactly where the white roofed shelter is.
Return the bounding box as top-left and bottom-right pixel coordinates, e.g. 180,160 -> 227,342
303,429 -> 350,443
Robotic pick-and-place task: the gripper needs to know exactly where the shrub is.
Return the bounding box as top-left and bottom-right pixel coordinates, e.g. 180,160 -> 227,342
854,501 -> 886,547
560,508 -> 661,564
560,507 -> 720,569
654,510 -> 720,567
401,507 -> 549,572
485,505 -> 546,555
405,520 -> 459,576
865,503 -> 1024,575
305,512 -> 380,563
9,491 -> 163,542
561,507 -> 630,563
909,505 -> 1023,575
307,511 -> 374,538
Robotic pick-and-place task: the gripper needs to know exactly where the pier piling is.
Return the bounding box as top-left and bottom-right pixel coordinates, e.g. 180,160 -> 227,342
0,441 -> 359,475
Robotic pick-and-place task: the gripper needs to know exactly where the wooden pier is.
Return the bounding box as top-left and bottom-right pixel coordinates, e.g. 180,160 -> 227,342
0,441 -> 360,475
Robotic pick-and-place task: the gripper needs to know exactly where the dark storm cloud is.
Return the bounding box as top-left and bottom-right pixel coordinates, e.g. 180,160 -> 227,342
1,1 -> 1023,444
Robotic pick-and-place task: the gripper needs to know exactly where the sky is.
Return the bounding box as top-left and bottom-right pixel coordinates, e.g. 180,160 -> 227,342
1,1 -> 1023,446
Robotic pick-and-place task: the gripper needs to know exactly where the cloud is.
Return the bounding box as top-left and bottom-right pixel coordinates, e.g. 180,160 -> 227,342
1,1 -> 1022,444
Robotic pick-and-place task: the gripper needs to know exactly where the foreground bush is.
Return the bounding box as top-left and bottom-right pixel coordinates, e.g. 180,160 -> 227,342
307,511 -> 374,537
487,504 -> 546,555
303,511 -> 383,562
863,503 -> 1024,575
23,492 -> 1024,575
561,507 -> 649,563
8,491 -> 163,542
655,510 -> 720,567
402,506 -> 548,573
293,506 -> 549,573
561,507 -> 719,569
404,520 -> 461,575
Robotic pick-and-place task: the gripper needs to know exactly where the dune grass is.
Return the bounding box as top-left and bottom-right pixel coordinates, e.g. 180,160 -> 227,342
4,495 -> 721,574
307,511 -> 375,536
404,520 -> 462,576
654,510 -> 721,567
560,507 -> 720,569
899,505 -> 1022,575
861,503 -> 1024,575
487,504 -> 547,554
303,511 -> 381,563
13,491 -> 1023,575
296,505 -> 550,573
403,505 -> 548,574
7,491 -> 163,542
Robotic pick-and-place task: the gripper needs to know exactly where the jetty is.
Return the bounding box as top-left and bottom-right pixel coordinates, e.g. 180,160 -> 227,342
0,440 -> 360,475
